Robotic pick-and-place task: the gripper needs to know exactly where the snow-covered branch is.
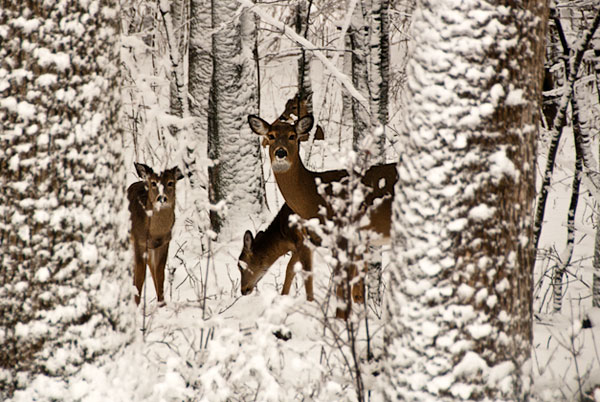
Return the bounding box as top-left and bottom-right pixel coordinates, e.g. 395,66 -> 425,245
237,0 -> 369,108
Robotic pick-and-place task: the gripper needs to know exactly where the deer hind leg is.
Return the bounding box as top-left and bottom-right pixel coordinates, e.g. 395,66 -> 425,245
132,241 -> 146,305
282,253 -> 299,296
335,264 -> 352,320
351,263 -> 367,304
149,243 -> 169,306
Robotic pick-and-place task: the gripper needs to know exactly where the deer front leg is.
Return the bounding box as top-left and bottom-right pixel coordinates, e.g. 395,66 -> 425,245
132,241 -> 146,305
298,246 -> 314,301
282,253 -> 299,296
149,242 -> 170,306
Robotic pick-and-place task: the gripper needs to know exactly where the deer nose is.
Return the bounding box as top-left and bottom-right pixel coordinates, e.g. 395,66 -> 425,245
157,195 -> 167,203
241,286 -> 252,296
275,148 -> 287,159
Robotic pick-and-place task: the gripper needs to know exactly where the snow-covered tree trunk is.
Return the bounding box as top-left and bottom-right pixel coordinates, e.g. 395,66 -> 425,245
384,0 -> 548,400
208,0 -> 264,234
164,0 -> 188,130
188,0 -> 212,192
0,0 -> 133,398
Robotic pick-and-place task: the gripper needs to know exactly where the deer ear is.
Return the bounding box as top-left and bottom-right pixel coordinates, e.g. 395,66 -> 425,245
243,230 -> 254,251
135,163 -> 153,179
295,115 -> 314,135
171,167 -> 184,181
248,115 -> 270,136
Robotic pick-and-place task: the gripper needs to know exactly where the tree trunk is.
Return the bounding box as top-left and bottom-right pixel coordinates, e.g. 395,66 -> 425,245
188,0 -> 212,192
208,0 -> 265,234
384,1 -> 548,400
0,1 -> 132,398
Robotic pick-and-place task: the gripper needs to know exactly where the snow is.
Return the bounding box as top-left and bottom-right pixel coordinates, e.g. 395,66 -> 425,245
468,203 -> 495,221
33,47 -> 71,71
4,1 -> 600,401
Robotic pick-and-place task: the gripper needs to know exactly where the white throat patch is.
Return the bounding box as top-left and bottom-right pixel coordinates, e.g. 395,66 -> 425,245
271,159 -> 291,173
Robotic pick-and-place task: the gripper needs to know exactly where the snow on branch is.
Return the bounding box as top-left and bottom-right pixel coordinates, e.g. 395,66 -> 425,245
237,0 -> 369,108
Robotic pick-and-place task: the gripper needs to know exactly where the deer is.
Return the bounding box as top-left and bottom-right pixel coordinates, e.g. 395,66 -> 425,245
247,112 -> 398,319
238,203 -> 314,300
127,162 -> 184,306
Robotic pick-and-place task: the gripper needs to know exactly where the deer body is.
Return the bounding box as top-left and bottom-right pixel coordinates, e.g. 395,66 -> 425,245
239,204 -> 313,300
248,113 -> 397,318
128,163 -> 183,305
248,114 -> 397,236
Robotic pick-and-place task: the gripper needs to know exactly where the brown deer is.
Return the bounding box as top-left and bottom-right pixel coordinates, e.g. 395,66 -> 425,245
247,113 -> 397,318
127,162 -> 183,305
238,203 -> 314,300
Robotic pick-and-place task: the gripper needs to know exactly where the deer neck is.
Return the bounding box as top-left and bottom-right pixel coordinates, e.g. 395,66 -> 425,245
273,160 -> 321,220
253,218 -> 293,270
145,203 -> 175,239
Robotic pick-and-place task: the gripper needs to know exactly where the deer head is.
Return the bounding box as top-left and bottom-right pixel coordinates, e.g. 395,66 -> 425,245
238,230 -> 267,295
134,163 -> 183,211
247,114 -> 314,173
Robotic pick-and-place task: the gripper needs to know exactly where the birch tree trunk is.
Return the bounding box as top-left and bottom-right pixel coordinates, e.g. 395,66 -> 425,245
208,0 -> 265,234
296,0 -> 314,109
0,1 -> 132,398
349,0 -> 389,158
384,0 -> 548,400
349,2 -> 373,152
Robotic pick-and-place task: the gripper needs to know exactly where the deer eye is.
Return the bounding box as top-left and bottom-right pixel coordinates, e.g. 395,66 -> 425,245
167,181 -> 174,187
289,134 -> 296,141
151,181 -> 158,188
268,134 -> 275,140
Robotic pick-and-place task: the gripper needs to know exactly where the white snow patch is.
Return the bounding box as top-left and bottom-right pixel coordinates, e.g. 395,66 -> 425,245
468,204 -> 495,221
12,17 -> 41,34
505,88 -> 525,106
486,294 -> 498,309
422,321 -> 440,338
467,323 -> 492,339
34,48 -> 71,71
488,360 -> 515,386
35,267 -> 50,282
454,351 -> 488,378
489,148 -> 517,181
81,244 -> 99,265
457,283 -> 475,301
448,218 -> 467,232
36,73 -> 58,87
419,258 -> 442,276
452,133 -> 467,149
475,288 -> 488,305
495,277 -> 510,293
18,225 -> 30,242
489,83 -> 505,105
17,101 -> 36,120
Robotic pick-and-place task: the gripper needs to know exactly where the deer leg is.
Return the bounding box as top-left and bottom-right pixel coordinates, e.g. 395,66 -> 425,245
298,246 -> 314,302
335,264 -> 352,320
149,243 -> 169,305
132,242 -> 146,305
351,263 -> 366,304
282,253 -> 299,296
